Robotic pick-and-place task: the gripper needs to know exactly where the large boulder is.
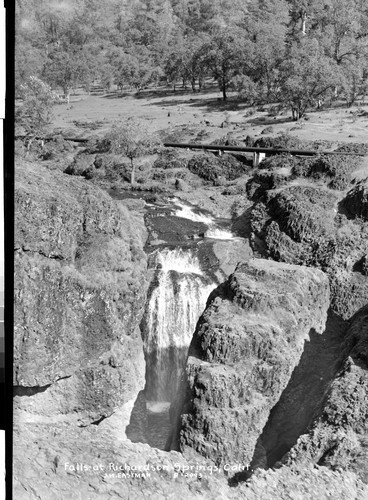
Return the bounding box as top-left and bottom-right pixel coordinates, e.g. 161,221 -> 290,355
250,185 -> 338,268
14,160 -> 148,425
248,184 -> 368,319
173,259 -> 329,467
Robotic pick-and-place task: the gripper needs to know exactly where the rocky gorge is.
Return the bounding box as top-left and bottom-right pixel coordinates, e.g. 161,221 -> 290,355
13,137 -> 368,499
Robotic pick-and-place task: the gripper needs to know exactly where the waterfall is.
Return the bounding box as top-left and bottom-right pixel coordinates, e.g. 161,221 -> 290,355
143,248 -> 216,403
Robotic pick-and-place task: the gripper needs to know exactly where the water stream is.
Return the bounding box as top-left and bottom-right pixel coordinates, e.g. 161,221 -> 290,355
126,199 -> 236,449
144,248 -> 216,402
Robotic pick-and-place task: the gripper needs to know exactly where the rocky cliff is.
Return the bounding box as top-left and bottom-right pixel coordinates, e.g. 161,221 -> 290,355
14,160 -> 148,425
13,157 -> 368,499
249,182 -> 368,320
174,258 -> 330,467
283,304 -> 368,483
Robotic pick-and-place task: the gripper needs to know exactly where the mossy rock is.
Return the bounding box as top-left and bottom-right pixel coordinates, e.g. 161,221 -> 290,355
254,133 -> 304,150
259,153 -> 300,171
246,172 -> 289,201
334,143 -> 368,155
292,154 -> 355,190
188,153 -> 247,183
340,179 -> 368,220
153,150 -> 188,170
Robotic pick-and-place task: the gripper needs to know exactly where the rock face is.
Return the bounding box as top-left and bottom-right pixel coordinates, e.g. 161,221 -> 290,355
284,305 -> 368,483
341,178 -> 368,220
251,185 -> 338,268
13,417 -> 368,500
14,160 -> 148,425
249,182 -> 368,320
174,258 -> 330,466
13,158 -> 368,499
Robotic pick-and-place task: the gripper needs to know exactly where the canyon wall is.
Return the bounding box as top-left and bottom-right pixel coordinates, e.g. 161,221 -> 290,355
13,158 -> 368,499
283,304 -> 368,483
174,258 -> 330,466
14,160 -> 148,425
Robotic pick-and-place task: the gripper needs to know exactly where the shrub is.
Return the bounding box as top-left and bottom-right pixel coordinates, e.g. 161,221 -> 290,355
153,150 -> 187,170
187,154 -> 220,182
292,154 -> 354,190
15,76 -> 54,139
334,143 -> 368,154
210,134 -> 242,146
246,172 -> 289,200
259,153 -> 300,171
218,153 -> 248,180
187,153 -> 246,183
254,133 -> 304,150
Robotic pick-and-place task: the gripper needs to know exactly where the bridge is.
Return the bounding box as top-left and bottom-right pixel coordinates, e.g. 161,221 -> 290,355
17,135 -> 367,167
163,142 -> 366,167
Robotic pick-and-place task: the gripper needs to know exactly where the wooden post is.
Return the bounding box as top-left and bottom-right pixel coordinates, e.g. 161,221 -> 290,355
253,152 -> 266,168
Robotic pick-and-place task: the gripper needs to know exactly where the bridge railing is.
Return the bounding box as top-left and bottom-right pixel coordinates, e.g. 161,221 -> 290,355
163,142 -> 366,157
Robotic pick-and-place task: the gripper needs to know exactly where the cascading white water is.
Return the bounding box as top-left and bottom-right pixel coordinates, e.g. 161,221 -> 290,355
174,200 -> 237,240
144,248 -> 216,403
175,203 -> 214,225
205,227 -> 236,239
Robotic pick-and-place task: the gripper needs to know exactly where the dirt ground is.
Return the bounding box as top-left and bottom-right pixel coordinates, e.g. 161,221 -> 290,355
53,85 -> 368,143
50,84 -> 368,183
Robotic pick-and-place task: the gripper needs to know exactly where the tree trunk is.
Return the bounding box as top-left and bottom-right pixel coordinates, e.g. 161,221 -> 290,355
191,78 -> 196,92
130,158 -> 136,185
222,81 -> 227,101
291,107 -> 300,121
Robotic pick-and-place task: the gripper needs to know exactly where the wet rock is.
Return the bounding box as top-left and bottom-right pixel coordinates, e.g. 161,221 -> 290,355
144,213 -> 207,246
173,258 -> 329,466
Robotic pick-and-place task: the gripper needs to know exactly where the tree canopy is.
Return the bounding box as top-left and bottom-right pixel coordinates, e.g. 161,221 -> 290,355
15,0 -> 368,116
